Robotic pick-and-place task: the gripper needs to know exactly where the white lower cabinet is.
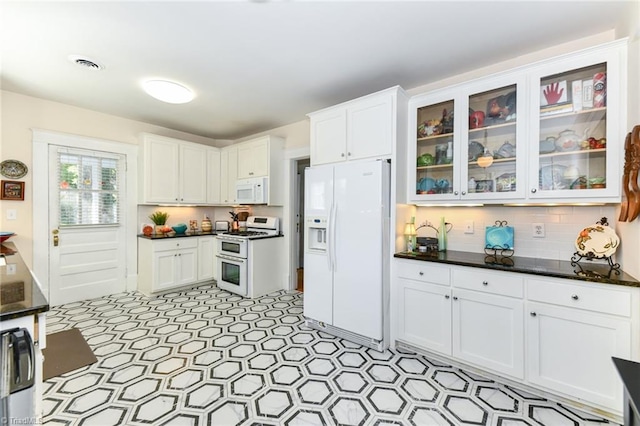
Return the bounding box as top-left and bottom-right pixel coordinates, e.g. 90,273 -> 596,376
138,237 -> 214,295
452,288 -> 524,379
526,276 -> 634,412
397,278 -> 452,355
393,259 -> 639,417
197,236 -> 216,281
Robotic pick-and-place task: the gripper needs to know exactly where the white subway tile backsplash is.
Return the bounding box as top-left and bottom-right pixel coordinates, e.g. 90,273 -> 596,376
414,205 -> 617,261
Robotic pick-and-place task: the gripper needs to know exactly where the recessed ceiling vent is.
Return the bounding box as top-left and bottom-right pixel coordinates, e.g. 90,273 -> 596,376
68,55 -> 103,70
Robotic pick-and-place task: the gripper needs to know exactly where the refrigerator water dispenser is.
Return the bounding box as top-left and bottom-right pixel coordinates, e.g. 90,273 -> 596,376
306,217 -> 327,252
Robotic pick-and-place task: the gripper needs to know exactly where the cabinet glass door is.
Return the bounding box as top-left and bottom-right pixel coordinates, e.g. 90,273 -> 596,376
534,63 -> 609,198
465,84 -> 520,199
415,100 -> 455,199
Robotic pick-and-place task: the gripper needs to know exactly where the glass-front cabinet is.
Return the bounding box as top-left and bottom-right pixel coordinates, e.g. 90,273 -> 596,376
408,39 -> 625,205
413,95 -> 458,202
528,45 -> 624,202
409,75 -> 525,203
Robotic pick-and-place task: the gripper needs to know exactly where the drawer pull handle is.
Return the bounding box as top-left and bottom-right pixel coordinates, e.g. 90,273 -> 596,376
445,295 -> 450,299
530,311 -> 537,317
419,271 -> 424,276
453,296 -> 458,301
482,281 -> 488,286
571,294 -> 579,300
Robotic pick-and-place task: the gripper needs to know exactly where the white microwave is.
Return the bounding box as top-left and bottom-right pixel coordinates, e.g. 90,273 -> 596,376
236,177 -> 268,204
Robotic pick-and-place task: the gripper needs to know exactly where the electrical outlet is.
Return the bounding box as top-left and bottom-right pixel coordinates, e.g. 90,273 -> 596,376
532,223 -> 545,238
7,209 -> 16,220
464,220 -> 474,234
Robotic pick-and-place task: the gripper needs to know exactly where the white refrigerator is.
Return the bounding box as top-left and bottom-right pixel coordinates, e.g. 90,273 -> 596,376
303,160 -> 390,351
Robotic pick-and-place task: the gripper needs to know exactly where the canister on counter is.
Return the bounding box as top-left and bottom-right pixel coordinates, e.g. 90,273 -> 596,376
593,72 -> 606,108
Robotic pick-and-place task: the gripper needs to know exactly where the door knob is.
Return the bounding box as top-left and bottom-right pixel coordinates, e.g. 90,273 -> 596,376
52,229 -> 59,247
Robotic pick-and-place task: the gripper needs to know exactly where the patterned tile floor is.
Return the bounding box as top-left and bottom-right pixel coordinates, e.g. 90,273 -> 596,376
42,284 -> 617,426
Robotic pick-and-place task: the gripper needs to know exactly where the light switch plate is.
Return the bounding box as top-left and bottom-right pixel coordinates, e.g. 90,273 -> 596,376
7,209 -> 16,220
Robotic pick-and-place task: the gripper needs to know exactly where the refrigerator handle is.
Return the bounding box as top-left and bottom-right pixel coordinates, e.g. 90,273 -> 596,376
331,202 -> 338,272
327,202 -> 334,272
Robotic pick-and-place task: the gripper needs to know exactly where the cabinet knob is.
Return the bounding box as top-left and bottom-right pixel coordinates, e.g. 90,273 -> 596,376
445,295 -> 450,299
181,198 -> 184,201
454,191 -> 459,195
482,281 -> 488,286
348,152 -> 352,156
341,153 -> 345,157
453,296 -> 458,301
531,188 -> 537,193
530,311 -> 537,317
418,271 -> 424,276
249,172 -> 254,176
571,294 -> 579,300
461,191 -> 466,196
175,198 -> 179,201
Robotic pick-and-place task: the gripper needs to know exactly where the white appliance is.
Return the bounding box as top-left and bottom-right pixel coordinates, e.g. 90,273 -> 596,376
216,216 -> 283,298
236,177 -> 268,204
304,160 -> 390,351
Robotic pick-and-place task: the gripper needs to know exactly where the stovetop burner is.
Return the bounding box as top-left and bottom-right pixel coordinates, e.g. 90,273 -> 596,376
225,231 -> 268,237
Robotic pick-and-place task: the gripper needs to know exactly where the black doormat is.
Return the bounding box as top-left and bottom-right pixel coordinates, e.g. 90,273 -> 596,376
42,328 -> 97,380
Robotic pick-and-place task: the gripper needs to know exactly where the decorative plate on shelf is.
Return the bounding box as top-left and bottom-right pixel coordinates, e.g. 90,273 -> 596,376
575,223 -> 619,258
0,159 -> 28,179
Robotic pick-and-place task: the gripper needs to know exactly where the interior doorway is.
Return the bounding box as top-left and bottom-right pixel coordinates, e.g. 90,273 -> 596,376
295,158 -> 310,292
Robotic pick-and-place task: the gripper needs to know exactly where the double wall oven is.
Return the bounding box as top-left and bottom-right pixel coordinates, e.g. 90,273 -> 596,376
216,216 -> 280,297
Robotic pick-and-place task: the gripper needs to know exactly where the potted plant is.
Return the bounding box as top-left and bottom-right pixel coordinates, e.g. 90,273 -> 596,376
148,211 -> 169,234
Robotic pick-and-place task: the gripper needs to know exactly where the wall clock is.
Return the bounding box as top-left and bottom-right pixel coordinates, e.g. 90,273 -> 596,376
0,160 -> 28,179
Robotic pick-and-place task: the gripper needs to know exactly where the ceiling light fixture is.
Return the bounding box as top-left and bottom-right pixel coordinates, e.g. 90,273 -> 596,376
142,79 -> 194,104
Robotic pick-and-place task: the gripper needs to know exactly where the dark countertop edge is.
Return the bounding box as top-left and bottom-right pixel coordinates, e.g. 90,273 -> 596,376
612,357 -> 640,416
1,305 -> 50,321
394,250 -> 640,288
138,233 -> 284,240
138,232 -> 218,239
1,242 -> 50,321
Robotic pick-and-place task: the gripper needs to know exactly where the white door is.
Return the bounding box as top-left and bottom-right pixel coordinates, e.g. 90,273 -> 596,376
48,145 -> 127,306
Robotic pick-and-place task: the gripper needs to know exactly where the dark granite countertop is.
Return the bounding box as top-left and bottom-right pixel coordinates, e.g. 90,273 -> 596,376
612,357 -> 640,419
138,231 -> 218,240
1,242 -> 50,320
138,232 -> 284,240
394,250 -> 640,288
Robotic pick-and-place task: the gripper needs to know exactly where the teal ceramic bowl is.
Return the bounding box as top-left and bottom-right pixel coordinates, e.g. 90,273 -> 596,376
171,224 -> 188,234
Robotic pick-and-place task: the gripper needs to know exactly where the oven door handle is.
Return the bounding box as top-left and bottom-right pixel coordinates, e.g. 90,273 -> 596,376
216,254 -> 246,263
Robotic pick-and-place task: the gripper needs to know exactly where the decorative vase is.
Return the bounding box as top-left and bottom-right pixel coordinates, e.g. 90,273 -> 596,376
438,217 -> 447,252
154,225 -> 165,234
201,216 -> 212,233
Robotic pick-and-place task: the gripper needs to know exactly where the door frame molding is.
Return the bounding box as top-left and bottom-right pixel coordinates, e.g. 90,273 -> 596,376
283,146 -> 310,291
32,129 -> 139,299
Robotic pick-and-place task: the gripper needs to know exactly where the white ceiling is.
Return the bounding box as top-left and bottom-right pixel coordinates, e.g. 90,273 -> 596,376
1,1 -> 635,141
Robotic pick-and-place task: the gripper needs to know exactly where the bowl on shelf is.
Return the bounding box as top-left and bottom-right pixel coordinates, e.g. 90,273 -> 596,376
589,177 -> 606,189
0,232 -> 16,243
171,224 -> 188,234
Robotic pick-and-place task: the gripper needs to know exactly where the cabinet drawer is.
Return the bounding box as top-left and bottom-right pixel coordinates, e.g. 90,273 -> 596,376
153,238 -> 198,252
453,268 -> 523,298
397,261 -> 450,286
527,279 -> 631,317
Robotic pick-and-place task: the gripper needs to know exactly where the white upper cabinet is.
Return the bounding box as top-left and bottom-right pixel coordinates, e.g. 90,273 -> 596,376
309,86 -> 406,166
407,39 -> 626,205
235,135 -> 285,206
207,148 -> 221,204
140,133 -> 208,204
237,137 -> 270,179
526,41 -> 625,203
220,145 -> 238,205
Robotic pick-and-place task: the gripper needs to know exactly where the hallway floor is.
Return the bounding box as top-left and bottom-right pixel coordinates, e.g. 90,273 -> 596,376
43,284 -> 616,425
